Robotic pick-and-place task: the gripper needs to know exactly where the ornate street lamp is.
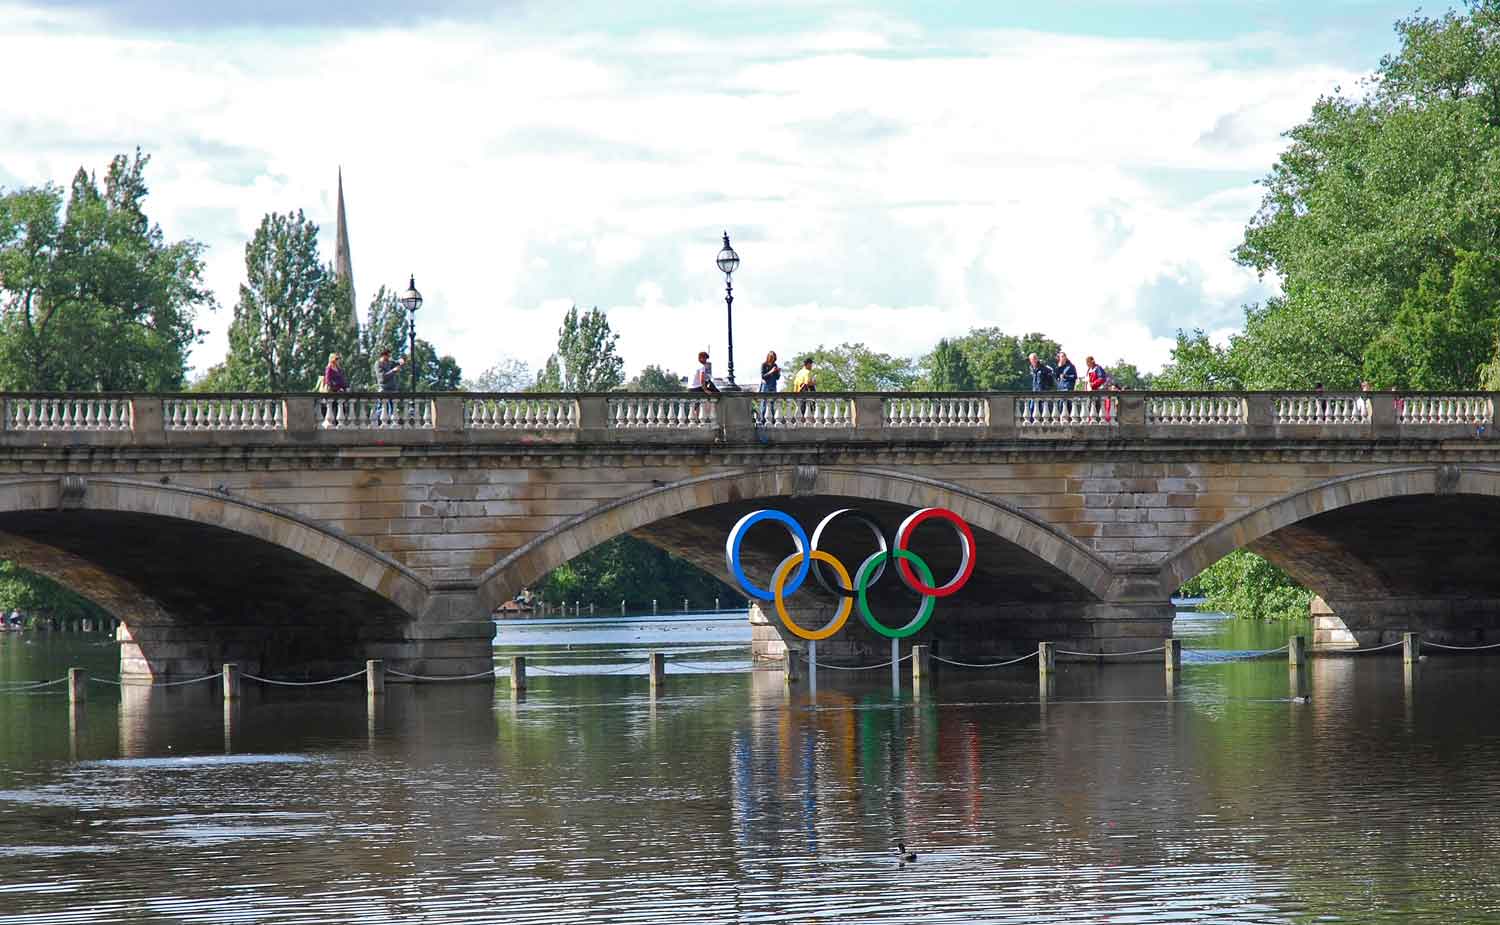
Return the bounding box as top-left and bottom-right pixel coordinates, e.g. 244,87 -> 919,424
399,275 -> 423,394
716,232 -> 740,387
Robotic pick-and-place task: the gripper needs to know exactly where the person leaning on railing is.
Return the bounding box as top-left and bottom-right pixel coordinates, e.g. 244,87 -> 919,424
792,358 -> 816,423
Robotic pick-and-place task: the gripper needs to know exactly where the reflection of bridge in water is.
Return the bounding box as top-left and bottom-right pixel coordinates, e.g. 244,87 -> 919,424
3,389 -> 1498,679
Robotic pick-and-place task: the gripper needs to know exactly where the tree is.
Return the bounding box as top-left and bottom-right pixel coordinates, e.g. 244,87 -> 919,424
221,210 -> 355,392
1365,250 -> 1500,389
0,150 -> 211,390
465,357 -> 534,392
535,536 -> 741,613
1234,1 -> 1500,387
628,364 -> 683,392
536,305 -> 624,391
343,285 -> 462,392
925,338 -> 976,391
0,561 -> 111,625
1106,360 -> 1150,389
1178,550 -> 1313,622
797,343 -> 917,391
1153,329 -> 1242,390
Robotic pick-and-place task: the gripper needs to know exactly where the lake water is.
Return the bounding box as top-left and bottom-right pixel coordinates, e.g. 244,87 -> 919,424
5,612 -> 1500,923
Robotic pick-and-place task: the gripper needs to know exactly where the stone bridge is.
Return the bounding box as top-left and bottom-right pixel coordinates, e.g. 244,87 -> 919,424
2,389 -> 1497,679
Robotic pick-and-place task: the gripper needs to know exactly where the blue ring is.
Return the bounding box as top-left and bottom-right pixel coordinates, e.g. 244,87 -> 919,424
725,510 -> 810,601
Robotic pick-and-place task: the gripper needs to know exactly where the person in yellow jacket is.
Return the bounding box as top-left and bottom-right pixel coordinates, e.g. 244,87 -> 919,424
791,358 -> 816,423
791,357 -> 816,393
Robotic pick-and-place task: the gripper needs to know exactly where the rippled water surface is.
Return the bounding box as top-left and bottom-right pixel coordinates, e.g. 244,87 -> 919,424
5,615 -> 1500,923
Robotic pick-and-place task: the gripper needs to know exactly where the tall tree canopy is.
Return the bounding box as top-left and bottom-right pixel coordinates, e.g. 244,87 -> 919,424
464,357 -> 533,392
1231,0 -> 1500,389
0,150 -> 211,390
221,210 -> 356,392
794,343 -> 917,391
536,305 -> 624,391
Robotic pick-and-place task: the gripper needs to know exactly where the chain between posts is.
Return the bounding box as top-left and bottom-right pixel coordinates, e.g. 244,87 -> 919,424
931,651 -> 1039,669
1055,646 -> 1167,658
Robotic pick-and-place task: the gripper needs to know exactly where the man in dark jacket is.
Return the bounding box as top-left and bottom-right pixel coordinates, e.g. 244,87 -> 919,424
1028,353 -> 1056,391
1026,353 -> 1055,424
1055,350 -> 1078,391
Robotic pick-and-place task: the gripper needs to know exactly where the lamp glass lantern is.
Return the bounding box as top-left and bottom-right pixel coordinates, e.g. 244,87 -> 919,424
716,233 -> 739,386
399,275 -> 423,393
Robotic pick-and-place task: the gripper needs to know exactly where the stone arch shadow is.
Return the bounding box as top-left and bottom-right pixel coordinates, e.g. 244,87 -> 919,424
477,465 -> 1117,611
1155,465 -> 1500,599
0,476 -> 432,677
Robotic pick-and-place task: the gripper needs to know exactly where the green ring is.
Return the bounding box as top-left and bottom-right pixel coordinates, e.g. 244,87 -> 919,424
856,549 -> 936,639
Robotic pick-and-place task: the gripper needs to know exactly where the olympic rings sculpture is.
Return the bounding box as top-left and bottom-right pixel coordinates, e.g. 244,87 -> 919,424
724,507 -> 976,641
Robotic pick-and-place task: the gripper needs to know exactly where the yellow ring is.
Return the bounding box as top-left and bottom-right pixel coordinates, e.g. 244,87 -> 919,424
772,550 -> 853,640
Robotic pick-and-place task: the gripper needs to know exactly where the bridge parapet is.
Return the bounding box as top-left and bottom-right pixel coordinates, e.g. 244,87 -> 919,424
0,390 -> 1495,447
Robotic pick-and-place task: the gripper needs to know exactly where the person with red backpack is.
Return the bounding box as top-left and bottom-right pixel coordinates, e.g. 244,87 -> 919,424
1086,356 -> 1112,421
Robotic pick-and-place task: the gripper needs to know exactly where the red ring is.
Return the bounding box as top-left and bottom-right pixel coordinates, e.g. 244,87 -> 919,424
894,507 -> 975,597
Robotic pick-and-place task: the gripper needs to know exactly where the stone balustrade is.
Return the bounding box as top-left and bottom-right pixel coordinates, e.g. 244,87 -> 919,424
884,396 -> 987,427
0,390 -> 1493,445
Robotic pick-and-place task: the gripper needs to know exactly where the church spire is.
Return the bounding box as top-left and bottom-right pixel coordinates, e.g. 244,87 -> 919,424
333,167 -> 357,329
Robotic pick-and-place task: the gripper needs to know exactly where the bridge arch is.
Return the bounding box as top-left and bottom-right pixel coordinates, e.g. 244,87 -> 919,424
478,464 -> 1117,611
0,475 -> 429,618
1156,465 -> 1500,597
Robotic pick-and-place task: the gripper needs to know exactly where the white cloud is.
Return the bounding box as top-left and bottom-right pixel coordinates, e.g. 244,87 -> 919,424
0,7 -> 1362,383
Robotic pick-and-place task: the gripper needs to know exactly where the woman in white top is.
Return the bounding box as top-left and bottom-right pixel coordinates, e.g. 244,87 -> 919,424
691,351 -> 719,393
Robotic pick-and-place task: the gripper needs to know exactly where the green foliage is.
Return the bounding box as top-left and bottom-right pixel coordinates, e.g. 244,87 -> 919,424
0,150 -> 211,390
221,210 -> 356,392
912,328 -> 1064,391
924,338 -> 976,391
628,364 -> 683,392
464,357 -> 533,392
0,561 -> 110,624
798,343 -> 917,391
1106,360 -> 1150,389
1153,329 -> 1243,390
1365,249 -> 1500,389
1179,550 -> 1313,621
1233,0 -> 1500,388
536,305 -> 624,392
534,535 -> 740,613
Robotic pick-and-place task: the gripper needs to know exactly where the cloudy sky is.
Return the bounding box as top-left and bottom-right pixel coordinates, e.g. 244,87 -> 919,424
0,0 -> 1421,383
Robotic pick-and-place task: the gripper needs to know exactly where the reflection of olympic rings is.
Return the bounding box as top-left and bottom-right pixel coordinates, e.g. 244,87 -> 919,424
725,507 -> 976,640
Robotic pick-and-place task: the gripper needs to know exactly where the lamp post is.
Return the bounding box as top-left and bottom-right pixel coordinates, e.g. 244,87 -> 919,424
716,232 -> 740,387
399,275 -> 423,394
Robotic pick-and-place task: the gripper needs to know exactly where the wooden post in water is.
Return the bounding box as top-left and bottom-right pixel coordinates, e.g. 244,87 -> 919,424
911,644 -> 930,684
67,668 -> 86,704
510,656 -> 526,691
649,652 -> 666,695
783,652 -> 800,684
1288,635 -> 1307,669
1164,638 -> 1182,682
366,660 -> 385,697
1403,632 -> 1421,665
222,663 -> 240,701
1038,642 -> 1055,679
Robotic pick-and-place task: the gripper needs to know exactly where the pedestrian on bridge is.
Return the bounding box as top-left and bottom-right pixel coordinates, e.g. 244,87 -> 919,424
375,348 -> 406,422
759,351 -> 781,424
1086,356 -> 1112,421
691,351 -> 720,394
1027,353 -> 1055,423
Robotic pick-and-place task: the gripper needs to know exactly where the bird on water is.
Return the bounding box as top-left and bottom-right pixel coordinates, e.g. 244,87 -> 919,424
897,841 -> 917,863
